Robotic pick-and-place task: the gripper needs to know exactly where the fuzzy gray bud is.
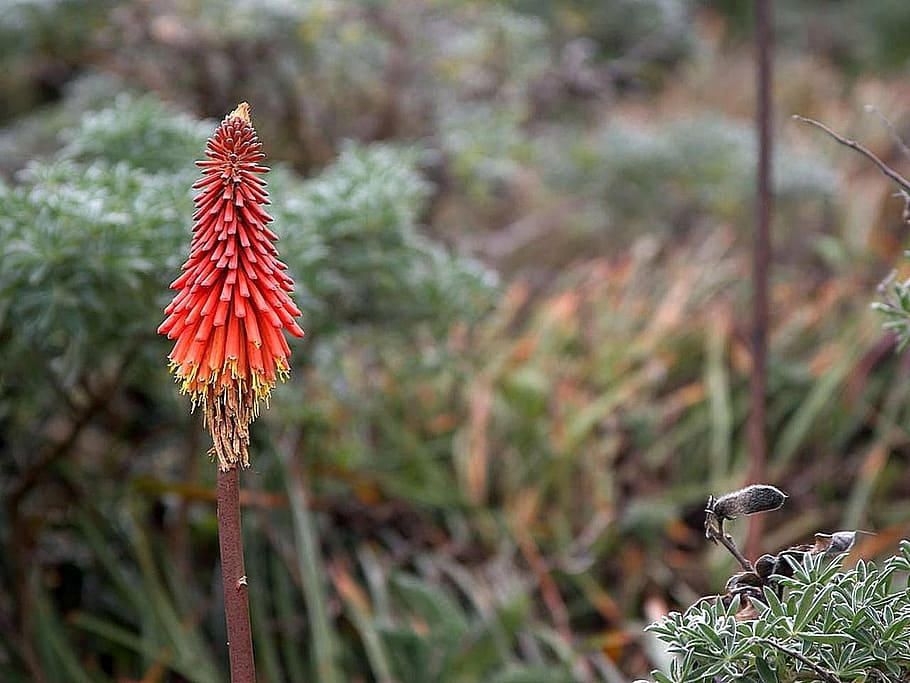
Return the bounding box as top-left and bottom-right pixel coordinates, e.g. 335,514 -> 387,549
710,485 -> 787,520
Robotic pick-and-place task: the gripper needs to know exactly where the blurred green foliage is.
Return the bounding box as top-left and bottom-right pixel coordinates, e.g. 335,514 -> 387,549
0,94 -> 501,681
712,0 -> 910,75
1,1 -> 910,682
0,0 -> 112,119
554,115 -> 837,238
275,142 -> 495,332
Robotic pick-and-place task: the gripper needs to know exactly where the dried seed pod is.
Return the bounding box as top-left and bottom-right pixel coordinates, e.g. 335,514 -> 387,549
773,551 -> 801,578
754,554 -> 778,580
710,485 -> 787,520
725,571 -> 764,593
814,531 -> 858,555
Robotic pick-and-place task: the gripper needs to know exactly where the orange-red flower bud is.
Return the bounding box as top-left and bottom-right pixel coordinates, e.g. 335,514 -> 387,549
158,102 -> 304,469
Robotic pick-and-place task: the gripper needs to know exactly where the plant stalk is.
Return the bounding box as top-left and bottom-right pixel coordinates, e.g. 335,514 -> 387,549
747,0 -> 773,559
217,466 -> 256,682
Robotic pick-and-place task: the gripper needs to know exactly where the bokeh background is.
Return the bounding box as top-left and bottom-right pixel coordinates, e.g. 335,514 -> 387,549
2,1 -> 910,681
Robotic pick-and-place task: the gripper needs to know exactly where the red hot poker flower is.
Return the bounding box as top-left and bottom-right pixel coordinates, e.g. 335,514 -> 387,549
158,102 -> 304,469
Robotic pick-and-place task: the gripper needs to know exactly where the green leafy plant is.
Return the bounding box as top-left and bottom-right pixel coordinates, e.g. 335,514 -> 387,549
645,543 -> 910,682
874,269 -> 910,351
642,484 -> 910,683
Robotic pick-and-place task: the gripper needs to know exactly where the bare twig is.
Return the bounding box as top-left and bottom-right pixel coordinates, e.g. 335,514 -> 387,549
792,114 -> 910,194
705,509 -> 754,572
758,639 -> 843,683
864,104 -> 910,163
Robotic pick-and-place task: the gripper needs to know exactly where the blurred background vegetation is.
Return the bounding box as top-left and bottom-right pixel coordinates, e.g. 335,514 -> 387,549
2,1 -> 910,681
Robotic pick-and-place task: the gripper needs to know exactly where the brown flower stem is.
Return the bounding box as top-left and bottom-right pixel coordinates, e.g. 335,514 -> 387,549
217,466 -> 256,683
747,0 -> 773,560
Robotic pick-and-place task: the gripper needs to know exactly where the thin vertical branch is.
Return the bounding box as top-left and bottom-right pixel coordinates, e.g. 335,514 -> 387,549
218,467 -> 256,683
747,0 -> 774,559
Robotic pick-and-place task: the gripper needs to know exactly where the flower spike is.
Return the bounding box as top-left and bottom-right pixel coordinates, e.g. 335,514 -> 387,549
158,102 -> 304,469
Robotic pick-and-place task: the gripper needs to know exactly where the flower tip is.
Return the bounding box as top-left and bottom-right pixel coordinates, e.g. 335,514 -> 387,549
228,102 -> 251,123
